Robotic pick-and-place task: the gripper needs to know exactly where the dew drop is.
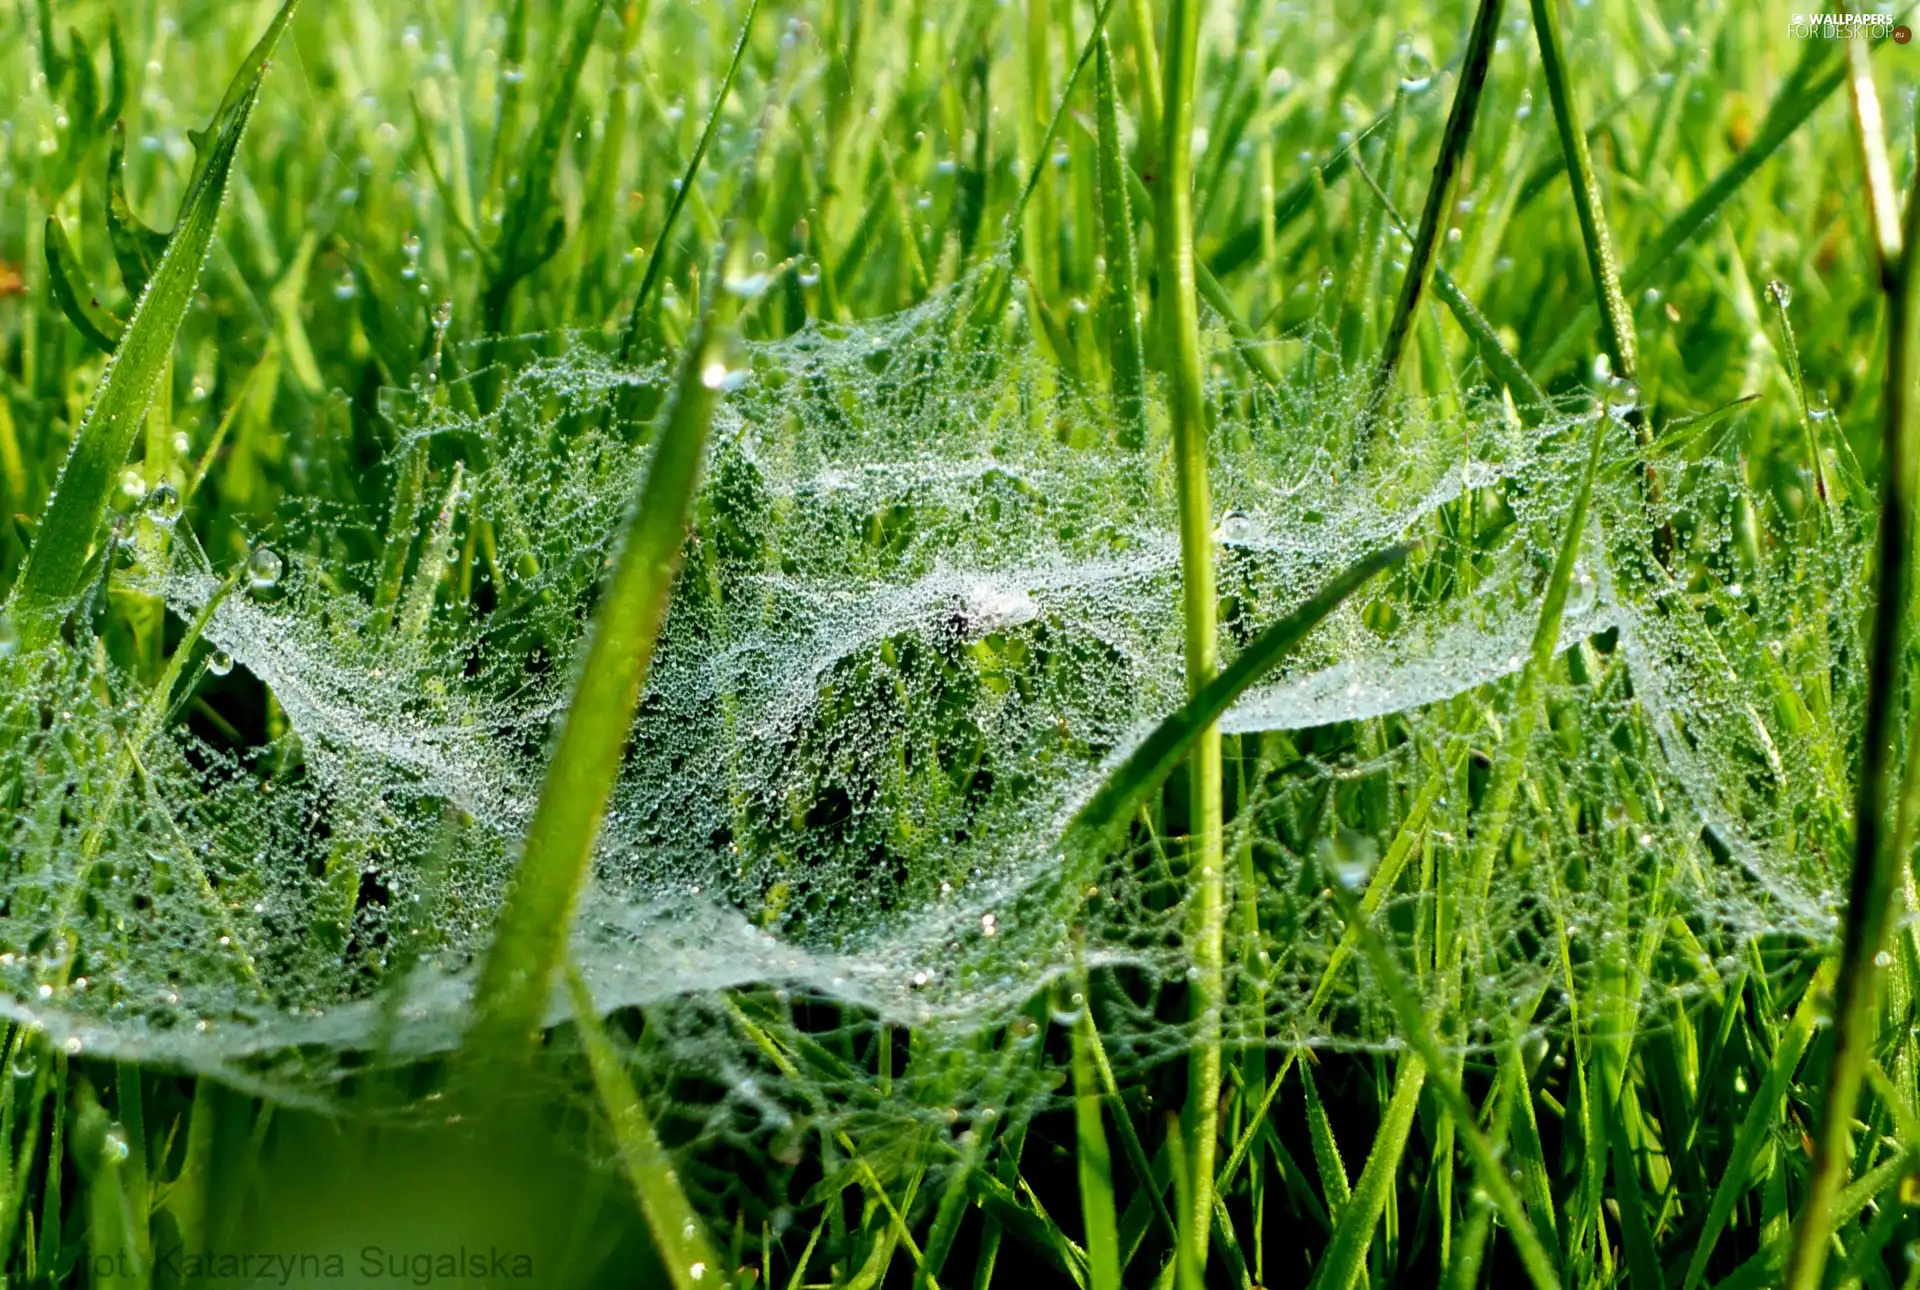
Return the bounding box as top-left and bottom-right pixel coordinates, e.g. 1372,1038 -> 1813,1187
102,1123 -> 131,1164
1398,50 -> 1434,93
144,483 -> 182,525
247,546 -> 283,592
0,612 -> 18,659
208,650 -> 234,677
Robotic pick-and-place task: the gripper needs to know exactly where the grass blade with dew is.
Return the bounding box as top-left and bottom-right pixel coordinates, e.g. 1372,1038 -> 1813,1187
1069,977 -> 1121,1290
463,256 -> 741,1069
1349,152 -> 1548,416
620,0 -> 762,362
1783,72 -> 1920,1290
1681,963 -> 1833,1290
1151,4 -> 1228,1268
1095,30 -> 1148,451
1360,0 -> 1504,424
1530,0 -> 1637,382
1336,894 -> 1562,1290
1061,541 -> 1410,853
1305,1057 -> 1424,1290
1532,36 -> 1848,379
567,966 -> 723,1290
4,0 -> 297,648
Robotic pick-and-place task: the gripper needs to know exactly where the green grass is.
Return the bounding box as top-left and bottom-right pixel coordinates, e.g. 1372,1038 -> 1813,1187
0,1 -> 1917,1288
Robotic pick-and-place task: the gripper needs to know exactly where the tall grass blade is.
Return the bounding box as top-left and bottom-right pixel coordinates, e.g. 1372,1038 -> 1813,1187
1070,1001 -> 1121,1290
1529,0 -> 1636,379
620,0 -> 762,361
1305,1057 -> 1423,1290
1095,32 -> 1147,450
1783,69 -> 1920,1290
1362,0 -> 1503,418
1532,39 -> 1846,377
6,0 -> 298,647
465,274 -> 737,1065
567,967 -> 723,1290
1152,4 -> 1228,1269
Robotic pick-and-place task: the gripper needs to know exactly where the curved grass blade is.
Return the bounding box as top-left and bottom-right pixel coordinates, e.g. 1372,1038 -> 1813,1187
464,268 -> 738,1066
1362,0 -> 1504,419
619,0 -> 762,361
106,122 -> 167,300
1062,541 -> 1410,852
567,967 -> 723,1290
44,216 -> 124,353
7,0 -> 298,647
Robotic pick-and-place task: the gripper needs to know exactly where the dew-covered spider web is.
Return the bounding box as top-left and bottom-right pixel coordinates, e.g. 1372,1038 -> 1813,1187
0,264 -> 1866,1199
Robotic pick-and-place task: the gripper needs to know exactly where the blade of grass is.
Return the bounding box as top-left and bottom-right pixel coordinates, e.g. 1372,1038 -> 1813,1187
6,0 -> 298,648
1348,153 -> 1548,416
1094,31 -> 1147,450
567,967 -> 723,1290
1304,1056 -> 1423,1290
1337,896 -> 1562,1290
43,216 -> 123,353
1530,0 -> 1635,381
1361,0 -> 1504,420
1070,997 -> 1121,1290
463,260 -> 738,1067
1532,39 -> 1847,378
1845,29 -> 1901,281
1062,541 -> 1410,851
1154,1 -> 1225,1265
1681,963 -> 1833,1290
1783,71 -> 1920,1290
620,0 -> 761,361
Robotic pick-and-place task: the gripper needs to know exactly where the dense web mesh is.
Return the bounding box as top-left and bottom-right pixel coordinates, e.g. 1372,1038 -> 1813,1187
0,266 -> 1860,1178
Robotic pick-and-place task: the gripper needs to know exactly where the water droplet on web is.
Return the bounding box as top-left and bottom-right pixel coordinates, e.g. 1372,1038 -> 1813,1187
102,1123 -> 130,1164
145,483 -> 182,525
207,650 -> 234,677
247,547 -> 284,593
723,272 -> 772,301
1318,829 -> 1380,892
1398,50 -> 1434,93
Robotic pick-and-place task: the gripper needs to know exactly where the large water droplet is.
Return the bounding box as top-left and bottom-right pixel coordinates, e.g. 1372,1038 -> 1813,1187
102,1122 -> 131,1164
247,546 -> 283,593
145,483 -> 182,525
207,650 -> 234,678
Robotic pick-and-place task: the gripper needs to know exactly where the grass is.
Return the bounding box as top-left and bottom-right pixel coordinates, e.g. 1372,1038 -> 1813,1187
0,1 -> 1917,1288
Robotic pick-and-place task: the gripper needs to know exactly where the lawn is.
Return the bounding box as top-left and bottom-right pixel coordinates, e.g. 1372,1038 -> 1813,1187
0,0 -> 1916,1287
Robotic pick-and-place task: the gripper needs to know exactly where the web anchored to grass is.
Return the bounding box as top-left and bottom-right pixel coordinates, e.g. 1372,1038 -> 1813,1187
0,256 -> 1864,1189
